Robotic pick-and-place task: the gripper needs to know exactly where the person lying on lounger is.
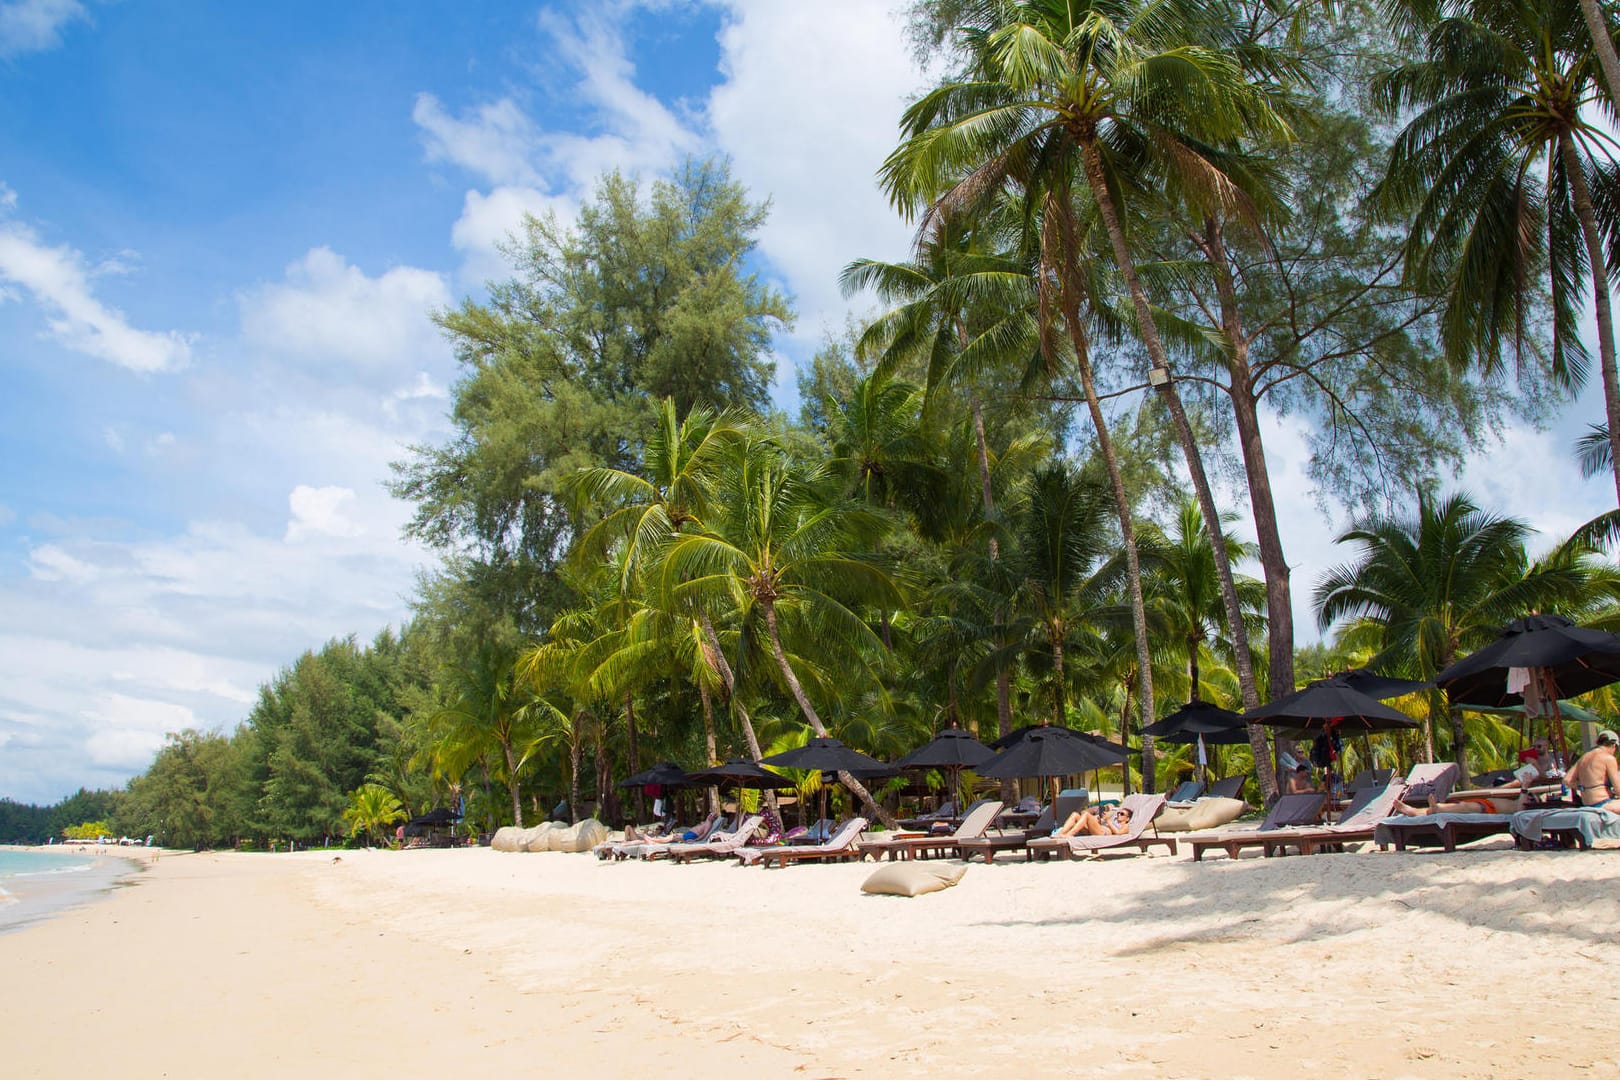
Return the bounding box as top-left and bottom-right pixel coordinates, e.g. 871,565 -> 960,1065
1051,806 -> 1132,837
624,813 -> 724,844
1389,763 -> 1541,816
1567,730 -> 1620,812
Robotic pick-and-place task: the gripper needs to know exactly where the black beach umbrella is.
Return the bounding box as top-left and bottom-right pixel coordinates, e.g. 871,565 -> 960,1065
977,728 -> 1127,780
685,759 -> 794,823
617,761 -> 693,789
1435,614 -> 1620,706
1325,668 -> 1433,700
990,723 -> 1132,756
1145,702 -> 1249,782
761,738 -> 889,825
893,727 -> 997,814
1242,678 -> 1419,735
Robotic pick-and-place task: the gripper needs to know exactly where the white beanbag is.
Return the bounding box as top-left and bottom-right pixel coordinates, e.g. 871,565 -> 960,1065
552,819 -> 608,852
1186,797 -> 1246,831
523,823 -> 561,851
491,826 -> 526,852
861,861 -> 967,897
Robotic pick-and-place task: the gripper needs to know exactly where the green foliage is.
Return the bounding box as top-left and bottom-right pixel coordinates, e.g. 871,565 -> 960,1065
343,784 -> 406,846
62,820 -> 112,841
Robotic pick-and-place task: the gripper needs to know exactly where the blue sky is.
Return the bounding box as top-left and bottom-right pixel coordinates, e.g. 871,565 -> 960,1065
0,0 -> 1613,804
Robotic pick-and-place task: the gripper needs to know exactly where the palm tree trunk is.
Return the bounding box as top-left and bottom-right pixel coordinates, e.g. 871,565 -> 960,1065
697,681 -> 721,816
502,738 -> 523,829
1050,623 -> 1066,726
1580,0 -> 1620,106
1559,133 -> 1620,505
759,599 -> 899,829
698,615 -> 778,814
624,694 -> 643,823
971,395 -> 1016,797
569,714 -> 583,825
1064,311 -> 1157,792
1078,138 -> 1272,800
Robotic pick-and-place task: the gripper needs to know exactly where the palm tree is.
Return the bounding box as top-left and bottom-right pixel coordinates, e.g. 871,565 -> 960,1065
1140,498 -> 1266,705
1313,490 -> 1591,775
662,441 -> 905,827
1375,0 -> 1620,501
425,638 -> 546,828
342,783 -> 405,847
882,0 -> 1292,794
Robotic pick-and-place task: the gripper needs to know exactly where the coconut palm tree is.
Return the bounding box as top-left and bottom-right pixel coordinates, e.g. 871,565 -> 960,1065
661,441 -> 905,827
342,783 -> 405,847
1313,490 -> 1592,775
1374,0 -> 1620,501
882,0 -> 1293,795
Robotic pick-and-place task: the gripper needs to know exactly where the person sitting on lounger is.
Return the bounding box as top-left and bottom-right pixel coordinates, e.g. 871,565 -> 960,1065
1283,763 -> 1317,795
1052,805 -> 1132,837
1567,730 -> 1620,812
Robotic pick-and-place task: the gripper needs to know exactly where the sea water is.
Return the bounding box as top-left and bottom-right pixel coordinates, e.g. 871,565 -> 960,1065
0,848 -> 138,934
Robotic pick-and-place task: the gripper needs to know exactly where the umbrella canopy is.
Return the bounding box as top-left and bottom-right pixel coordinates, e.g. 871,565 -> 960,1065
894,727 -> 996,770
977,728 -> 1127,779
405,807 -> 460,827
1242,677 -> 1419,734
684,758 -> 796,791
990,723 -> 1132,756
1464,699 -> 1606,726
1322,668 -> 1433,700
617,761 -> 693,789
1435,614 -> 1620,706
1143,701 -> 1249,745
761,737 -> 888,774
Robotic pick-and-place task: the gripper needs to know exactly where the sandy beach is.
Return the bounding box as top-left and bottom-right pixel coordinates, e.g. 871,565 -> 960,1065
3,837 -> 1617,1078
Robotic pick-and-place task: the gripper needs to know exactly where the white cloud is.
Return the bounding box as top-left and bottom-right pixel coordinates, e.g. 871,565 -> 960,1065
0,180 -> 16,210
27,543 -> 99,584
0,216 -> 194,373
238,247 -> 452,381
81,693 -> 195,768
413,94 -> 544,188
102,426 -> 125,454
0,0 -> 86,59
707,1 -> 922,359
449,185 -> 571,286
0,503 -> 14,527
145,431 -> 175,456
286,484 -> 364,542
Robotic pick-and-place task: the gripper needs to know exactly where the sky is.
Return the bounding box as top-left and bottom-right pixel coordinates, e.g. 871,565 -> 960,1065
0,0 -> 1613,804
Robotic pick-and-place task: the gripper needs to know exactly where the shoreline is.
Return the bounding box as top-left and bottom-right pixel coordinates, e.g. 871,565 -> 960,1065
0,844 -> 151,935
2,840 -> 1617,1076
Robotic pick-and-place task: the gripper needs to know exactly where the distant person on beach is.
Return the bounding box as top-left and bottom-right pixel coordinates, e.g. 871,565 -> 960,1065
1052,805 -> 1132,838
1567,730 -> 1620,812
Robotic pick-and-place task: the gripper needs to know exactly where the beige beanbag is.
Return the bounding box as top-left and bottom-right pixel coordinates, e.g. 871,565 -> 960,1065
1186,797 -> 1246,831
524,823 -> 561,851
491,826 -> 526,852
551,819 -> 608,852
861,862 -> 967,897
1154,805 -> 1198,832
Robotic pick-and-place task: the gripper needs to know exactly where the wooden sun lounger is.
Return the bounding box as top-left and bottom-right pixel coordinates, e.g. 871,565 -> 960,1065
1190,792 -> 1328,862
658,814 -> 765,863
858,801 -> 1003,862
1246,784 -> 1405,857
742,818 -> 869,867
956,807 -> 1056,864
1375,814 -> 1514,852
1025,793 -> 1173,860
1206,775 -> 1246,801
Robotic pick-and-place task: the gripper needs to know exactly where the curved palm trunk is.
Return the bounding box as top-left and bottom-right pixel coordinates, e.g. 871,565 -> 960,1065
759,599 -> 899,829
973,398 -> 1016,749
569,713 -> 584,825
697,681 -> 721,816
1078,138 -> 1274,801
624,695 -> 644,823
1580,0 -> 1620,107
501,736 -> 523,828
1559,134 -> 1620,505
698,615 -> 778,814
1198,217 -> 1296,716
1064,307 -> 1156,793
1050,622 -> 1066,726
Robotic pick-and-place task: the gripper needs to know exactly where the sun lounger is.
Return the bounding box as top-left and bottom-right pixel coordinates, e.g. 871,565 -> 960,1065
1206,775 -> 1246,801
655,814 -> 764,863
1254,784 -> 1405,856
955,806 -> 1056,864
1025,793 -> 1174,859
1346,768 -> 1395,793
1510,806 -> 1620,850
859,801 -> 1003,861
1190,792 -> 1328,861
739,817 -> 870,867
1400,762 -> 1459,806
1375,812 -> 1515,852
897,797 -> 974,830
1167,780 -> 1206,806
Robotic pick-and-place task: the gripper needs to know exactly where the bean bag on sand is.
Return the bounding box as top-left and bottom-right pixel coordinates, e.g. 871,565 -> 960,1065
861,861 -> 967,898
1187,797 -> 1246,831
491,826 -> 526,852
550,819 -> 609,852
523,823 -> 562,851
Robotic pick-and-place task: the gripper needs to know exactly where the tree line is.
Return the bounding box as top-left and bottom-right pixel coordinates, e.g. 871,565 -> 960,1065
19,0 -> 1620,847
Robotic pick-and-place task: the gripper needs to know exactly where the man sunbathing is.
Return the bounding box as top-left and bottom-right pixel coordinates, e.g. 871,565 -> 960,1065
625,812 -> 723,844
1566,729 -> 1620,812
1052,805 -> 1132,837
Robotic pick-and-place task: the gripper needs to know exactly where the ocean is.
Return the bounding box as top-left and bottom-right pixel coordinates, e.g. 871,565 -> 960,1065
0,848 -> 139,934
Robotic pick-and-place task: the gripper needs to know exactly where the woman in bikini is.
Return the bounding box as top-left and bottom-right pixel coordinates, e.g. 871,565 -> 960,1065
1052,805 -> 1133,837
1566,730 -> 1620,812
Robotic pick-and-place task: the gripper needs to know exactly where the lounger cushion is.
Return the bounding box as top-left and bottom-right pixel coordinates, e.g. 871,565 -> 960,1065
1186,797 -> 1245,831
861,862 -> 967,897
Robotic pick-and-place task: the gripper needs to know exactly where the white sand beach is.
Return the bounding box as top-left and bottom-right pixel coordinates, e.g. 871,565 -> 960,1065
3,839 -> 1618,1078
